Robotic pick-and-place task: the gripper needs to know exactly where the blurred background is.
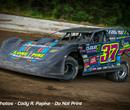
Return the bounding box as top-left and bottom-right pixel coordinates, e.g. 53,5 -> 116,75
0,0 -> 130,27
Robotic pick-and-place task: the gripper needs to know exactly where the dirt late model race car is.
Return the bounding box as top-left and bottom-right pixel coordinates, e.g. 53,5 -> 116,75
0,27 -> 130,82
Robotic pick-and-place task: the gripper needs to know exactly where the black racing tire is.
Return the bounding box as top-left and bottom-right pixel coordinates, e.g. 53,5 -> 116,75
63,56 -> 79,81
107,61 -> 129,82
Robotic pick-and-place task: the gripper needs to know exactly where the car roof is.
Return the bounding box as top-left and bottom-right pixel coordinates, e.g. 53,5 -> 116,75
59,27 -> 127,33
59,27 -> 104,33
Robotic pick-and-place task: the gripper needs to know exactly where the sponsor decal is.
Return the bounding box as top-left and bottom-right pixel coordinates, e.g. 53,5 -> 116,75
86,45 -> 97,50
118,30 -> 124,34
9,41 -> 58,60
90,56 -> 97,64
50,49 -> 59,53
79,46 -> 83,50
97,67 -> 102,70
24,44 -> 51,48
118,48 -> 124,55
100,43 -> 119,64
84,58 -> 89,62
108,30 -> 117,34
31,53 -> 45,58
103,66 -> 108,69
10,51 -> 45,60
92,68 -> 97,71
82,55 -> 88,59
12,51 -> 29,56
84,62 -> 90,68
86,49 -> 96,53
96,45 -> 101,52
86,45 -> 97,53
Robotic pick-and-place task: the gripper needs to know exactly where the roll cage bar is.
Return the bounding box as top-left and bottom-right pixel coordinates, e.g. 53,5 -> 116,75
59,28 -> 130,43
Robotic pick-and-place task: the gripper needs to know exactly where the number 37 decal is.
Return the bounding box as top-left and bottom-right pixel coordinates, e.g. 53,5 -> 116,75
100,43 -> 119,64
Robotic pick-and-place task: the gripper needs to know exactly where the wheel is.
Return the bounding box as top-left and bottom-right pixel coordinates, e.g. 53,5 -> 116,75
63,56 -> 79,81
107,62 -> 129,82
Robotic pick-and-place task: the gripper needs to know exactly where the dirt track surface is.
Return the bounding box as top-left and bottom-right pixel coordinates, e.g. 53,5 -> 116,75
0,30 -> 130,110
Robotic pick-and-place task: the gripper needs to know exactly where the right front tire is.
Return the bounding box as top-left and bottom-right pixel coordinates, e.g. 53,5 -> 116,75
63,56 -> 79,81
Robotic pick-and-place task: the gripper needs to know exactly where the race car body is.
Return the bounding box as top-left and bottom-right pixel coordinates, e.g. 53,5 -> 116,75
0,27 -> 130,81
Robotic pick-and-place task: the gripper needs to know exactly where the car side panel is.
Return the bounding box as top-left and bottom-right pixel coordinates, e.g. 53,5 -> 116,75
79,40 -> 121,75
118,37 -> 130,56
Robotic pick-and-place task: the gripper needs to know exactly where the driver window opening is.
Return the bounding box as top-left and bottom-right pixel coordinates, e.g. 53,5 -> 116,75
80,33 -> 92,42
93,32 -> 103,43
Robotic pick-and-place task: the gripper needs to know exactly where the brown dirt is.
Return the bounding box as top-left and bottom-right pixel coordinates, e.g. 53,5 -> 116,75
0,30 -> 130,110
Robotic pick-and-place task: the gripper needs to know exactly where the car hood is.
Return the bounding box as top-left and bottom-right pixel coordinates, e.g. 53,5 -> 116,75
9,38 -> 59,62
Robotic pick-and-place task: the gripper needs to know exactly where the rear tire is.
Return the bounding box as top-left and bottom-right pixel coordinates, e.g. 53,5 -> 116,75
63,56 -> 79,81
107,61 -> 129,82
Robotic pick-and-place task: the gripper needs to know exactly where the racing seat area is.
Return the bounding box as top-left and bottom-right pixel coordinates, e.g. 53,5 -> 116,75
93,32 -> 102,43
92,31 -> 110,43
79,33 -> 92,42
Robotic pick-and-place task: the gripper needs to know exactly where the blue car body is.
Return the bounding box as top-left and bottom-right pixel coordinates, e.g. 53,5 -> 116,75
0,27 -> 130,80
